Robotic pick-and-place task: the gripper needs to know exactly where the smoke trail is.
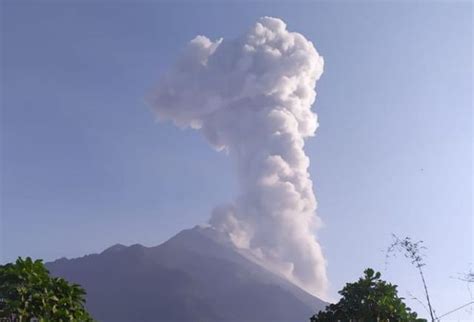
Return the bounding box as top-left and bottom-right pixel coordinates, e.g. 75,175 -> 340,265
150,17 -> 328,297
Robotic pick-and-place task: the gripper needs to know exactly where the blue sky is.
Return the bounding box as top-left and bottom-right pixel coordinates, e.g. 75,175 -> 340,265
1,1 -> 472,319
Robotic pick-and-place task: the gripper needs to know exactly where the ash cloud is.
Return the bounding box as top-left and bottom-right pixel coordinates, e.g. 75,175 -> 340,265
149,17 -> 328,297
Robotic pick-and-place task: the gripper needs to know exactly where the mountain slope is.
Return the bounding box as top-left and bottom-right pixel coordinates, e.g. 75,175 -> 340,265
47,226 -> 327,322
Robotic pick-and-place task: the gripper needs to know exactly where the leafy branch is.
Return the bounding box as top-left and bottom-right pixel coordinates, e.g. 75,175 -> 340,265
386,235 -> 436,322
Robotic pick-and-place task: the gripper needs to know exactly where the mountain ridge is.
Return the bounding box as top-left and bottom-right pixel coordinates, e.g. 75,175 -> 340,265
47,226 -> 327,322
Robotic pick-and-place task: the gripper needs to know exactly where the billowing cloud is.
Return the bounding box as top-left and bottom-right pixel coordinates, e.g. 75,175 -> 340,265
149,17 -> 328,297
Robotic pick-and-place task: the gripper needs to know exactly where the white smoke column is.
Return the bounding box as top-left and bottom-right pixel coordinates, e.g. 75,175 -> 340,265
150,17 -> 328,297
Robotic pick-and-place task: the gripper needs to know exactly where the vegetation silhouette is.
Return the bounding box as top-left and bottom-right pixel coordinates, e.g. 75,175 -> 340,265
0,257 -> 93,321
310,268 -> 426,322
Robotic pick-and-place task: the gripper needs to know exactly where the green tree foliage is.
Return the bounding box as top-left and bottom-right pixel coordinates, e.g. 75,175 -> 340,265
0,257 -> 93,321
310,268 -> 426,322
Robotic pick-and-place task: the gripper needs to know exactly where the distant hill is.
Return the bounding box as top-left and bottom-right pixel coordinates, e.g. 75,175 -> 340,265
47,226 -> 327,322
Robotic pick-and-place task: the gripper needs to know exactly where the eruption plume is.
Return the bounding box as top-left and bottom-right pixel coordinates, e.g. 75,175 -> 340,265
150,17 -> 328,297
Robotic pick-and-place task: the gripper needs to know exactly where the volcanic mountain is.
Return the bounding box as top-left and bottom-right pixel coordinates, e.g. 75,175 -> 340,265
47,226 -> 327,322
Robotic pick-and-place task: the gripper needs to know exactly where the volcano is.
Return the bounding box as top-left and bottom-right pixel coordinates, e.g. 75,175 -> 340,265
47,226 -> 327,322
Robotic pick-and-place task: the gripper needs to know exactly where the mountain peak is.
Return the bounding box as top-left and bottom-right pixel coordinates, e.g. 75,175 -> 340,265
47,227 -> 327,321
100,244 -> 144,255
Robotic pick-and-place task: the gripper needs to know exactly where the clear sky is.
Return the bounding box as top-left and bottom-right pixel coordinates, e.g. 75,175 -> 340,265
1,0 -> 472,319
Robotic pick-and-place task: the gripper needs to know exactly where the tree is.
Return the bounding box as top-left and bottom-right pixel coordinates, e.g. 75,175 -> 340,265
458,269 -> 474,283
0,257 -> 94,321
386,235 -> 436,321
310,268 -> 426,322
